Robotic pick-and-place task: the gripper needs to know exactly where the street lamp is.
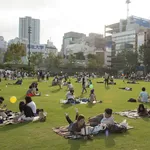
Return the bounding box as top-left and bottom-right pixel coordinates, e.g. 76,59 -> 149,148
28,26 -> 32,67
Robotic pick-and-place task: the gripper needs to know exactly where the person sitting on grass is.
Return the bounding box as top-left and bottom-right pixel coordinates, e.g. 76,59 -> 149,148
25,96 -> 37,116
138,87 -> 149,103
19,101 -> 35,117
137,104 -> 150,117
6,79 -> 23,85
67,82 -> 74,91
66,89 -> 75,104
0,97 -> 7,119
89,89 -> 96,103
26,85 -> 41,97
88,108 -> 115,127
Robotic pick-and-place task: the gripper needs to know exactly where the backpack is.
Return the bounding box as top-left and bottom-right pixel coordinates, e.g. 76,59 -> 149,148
128,98 -> 137,102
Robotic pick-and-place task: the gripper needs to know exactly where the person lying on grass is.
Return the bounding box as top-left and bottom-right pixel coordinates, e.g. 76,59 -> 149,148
88,108 -> 115,127
119,87 -> 132,91
65,108 -> 92,139
89,89 -> 96,103
6,79 -> 23,85
138,87 -> 149,103
137,104 -> 150,117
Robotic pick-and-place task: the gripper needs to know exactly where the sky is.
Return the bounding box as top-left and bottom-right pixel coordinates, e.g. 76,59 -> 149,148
0,0 -> 150,51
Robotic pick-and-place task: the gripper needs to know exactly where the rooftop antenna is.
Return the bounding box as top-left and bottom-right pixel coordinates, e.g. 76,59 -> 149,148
126,0 -> 131,19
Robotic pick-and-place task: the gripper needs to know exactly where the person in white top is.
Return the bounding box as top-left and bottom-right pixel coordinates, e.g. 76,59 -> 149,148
66,89 -> 75,100
67,82 -> 74,91
25,96 -> 37,115
101,108 -> 115,126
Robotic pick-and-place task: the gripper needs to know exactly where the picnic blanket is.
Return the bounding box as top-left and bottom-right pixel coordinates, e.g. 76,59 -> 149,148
52,120 -> 133,140
0,111 -> 47,126
114,110 -> 150,119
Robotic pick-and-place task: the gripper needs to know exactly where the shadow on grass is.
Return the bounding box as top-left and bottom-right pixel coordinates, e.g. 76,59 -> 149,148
105,86 -> 110,90
61,104 -> 72,109
0,122 -> 30,131
68,139 -> 88,150
51,88 -> 61,93
86,103 -> 95,108
67,132 -> 129,149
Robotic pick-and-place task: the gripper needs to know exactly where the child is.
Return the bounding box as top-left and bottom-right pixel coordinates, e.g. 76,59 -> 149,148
138,87 -> 149,103
89,89 -> 96,103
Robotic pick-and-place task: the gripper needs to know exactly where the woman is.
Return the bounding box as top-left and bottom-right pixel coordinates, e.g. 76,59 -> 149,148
19,101 -> 34,117
89,89 -> 96,103
25,96 -> 37,116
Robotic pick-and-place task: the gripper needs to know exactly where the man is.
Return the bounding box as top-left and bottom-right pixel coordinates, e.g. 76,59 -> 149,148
104,72 -> 109,87
82,76 -> 87,94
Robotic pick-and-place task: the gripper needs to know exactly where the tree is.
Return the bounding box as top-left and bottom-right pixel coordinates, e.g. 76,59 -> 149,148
66,54 -> 76,68
111,50 -> 138,71
4,43 -> 26,64
139,41 -> 150,73
87,54 -> 103,69
75,52 -> 85,60
30,52 -> 43,67
87,54 -> 96,59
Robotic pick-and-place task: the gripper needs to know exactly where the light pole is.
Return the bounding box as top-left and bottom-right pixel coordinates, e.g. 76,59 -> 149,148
28,26 -> 31,67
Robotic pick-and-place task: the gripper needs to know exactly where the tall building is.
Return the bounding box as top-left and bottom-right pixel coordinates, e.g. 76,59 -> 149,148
19,16 -> 40,44
105,16 -> 150,54
61,32 -> 86,56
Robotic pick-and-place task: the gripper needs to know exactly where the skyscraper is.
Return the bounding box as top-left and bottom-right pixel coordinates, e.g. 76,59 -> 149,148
19,16 -> 40,44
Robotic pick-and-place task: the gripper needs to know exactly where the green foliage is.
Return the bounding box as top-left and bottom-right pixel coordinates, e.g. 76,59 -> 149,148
112,50 -> 138,71
87,54 -> 104,69
44,53 -> 62,69
75,52 -> 85,60
139,41 -> 150,70
4,43 -> 26,64
66,54 -> 76,68
30,52 -> 43,67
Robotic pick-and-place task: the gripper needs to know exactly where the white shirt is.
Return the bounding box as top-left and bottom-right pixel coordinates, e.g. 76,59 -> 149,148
66,92 -> 75,100
101,114 -> 114,125
27,101 -> 37,114
68,84 -> 73,89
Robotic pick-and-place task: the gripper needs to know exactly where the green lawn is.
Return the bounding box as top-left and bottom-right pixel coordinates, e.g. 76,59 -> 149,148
0,78 -> 150,150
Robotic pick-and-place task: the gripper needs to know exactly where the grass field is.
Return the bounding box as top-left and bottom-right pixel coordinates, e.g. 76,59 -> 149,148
0,78 -> 150,150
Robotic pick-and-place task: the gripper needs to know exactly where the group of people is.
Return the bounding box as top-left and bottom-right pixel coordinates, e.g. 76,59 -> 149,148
64,108 -> 116,138
0,96 -> 46,123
